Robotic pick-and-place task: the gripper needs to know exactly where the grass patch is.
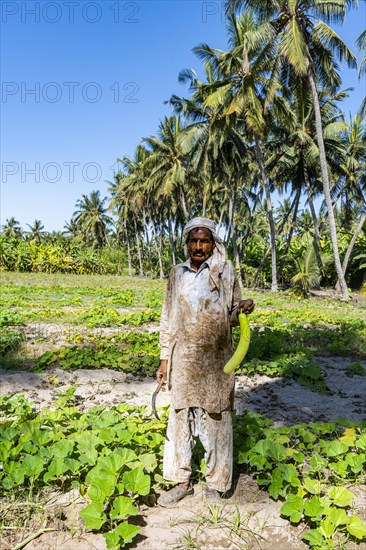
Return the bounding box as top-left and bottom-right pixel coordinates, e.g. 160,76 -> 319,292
0,273 -> 365,392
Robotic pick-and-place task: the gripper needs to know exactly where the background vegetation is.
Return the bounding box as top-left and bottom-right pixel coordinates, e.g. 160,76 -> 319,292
1,2 -> 365,297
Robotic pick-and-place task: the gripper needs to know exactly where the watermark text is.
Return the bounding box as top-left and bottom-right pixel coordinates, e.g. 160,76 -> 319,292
202,1 -> 225,23
2,162 -> 103,184
2,82 -> 139,103
1,1 -> 139,24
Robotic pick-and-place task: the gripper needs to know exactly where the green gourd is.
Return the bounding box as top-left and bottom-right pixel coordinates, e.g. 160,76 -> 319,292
223,312 -> 250,374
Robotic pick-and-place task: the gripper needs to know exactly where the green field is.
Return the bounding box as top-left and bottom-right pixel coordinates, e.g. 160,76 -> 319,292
1,272 -> 365,387
1,273 -> 366,549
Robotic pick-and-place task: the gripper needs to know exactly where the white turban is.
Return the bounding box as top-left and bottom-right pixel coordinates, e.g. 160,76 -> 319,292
182,217 -> 226,292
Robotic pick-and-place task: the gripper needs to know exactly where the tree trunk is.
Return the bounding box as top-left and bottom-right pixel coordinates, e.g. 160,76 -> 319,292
253,244 -> 271,287
217,198 -> 226,235
125,229 -> 133,277
178,184 -> 190,222
142,210 -> 153,278
151,218 -> 165,279
304,161 -> 323,275
133,215 -> 144,277
226,186 -> 234,245
227,183 -> 243,286
168,207 -> 176,265
307,63 -> 349,300
336,212 -> 366,291
254,195 -> 297,287
232,225 -> 243,287
255,139 -> 277,291
158,216 -> 165,279
277,188 -> 301,281
241,186 -> 261,252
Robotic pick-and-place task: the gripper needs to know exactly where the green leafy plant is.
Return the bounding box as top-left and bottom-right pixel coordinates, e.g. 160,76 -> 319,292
290,245 -> 321,298
345,361 -> 365,377
234,412 -> 366,548
0,392 -> 168,548
0,329 -> 25,356
34,333 -> 160,377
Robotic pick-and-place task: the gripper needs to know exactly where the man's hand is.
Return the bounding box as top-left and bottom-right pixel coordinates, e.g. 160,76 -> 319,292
156,359 -> 168,384
238,299 -> 255,315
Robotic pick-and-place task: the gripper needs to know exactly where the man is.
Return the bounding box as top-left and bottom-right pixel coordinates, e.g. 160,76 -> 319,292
156,217 -> 254,506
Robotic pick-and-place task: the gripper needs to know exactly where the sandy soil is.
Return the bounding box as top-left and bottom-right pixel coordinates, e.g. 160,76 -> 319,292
1,353 -> 366,550
1,354 -> 365,423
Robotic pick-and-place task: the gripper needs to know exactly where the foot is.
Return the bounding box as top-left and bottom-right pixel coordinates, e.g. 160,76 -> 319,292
157,484 -> 193,507
205,487 -> 221,505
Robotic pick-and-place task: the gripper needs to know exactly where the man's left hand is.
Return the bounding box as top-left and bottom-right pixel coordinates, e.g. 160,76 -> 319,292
238,299 -> 255,315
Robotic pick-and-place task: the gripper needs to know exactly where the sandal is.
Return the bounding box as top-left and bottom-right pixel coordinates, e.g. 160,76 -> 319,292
157,484 -> 194,507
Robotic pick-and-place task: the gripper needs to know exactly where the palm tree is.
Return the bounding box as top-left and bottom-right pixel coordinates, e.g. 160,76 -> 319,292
332,114 -> 366,287
188,11 -> 281,289
109,172 -> 140,276
1,217 -> 22,238
226,0 -> 357,299
73,190 -> 112,248
356,30 -> 366,117
143,116 -> 196,223
291,241 -> 321,298
110,147 -> 165,277
169,64 -> 235,224
63,217 -> 81,239
26,219 -> 46,243
270,83 -> 349,278
106,176 -> 133,275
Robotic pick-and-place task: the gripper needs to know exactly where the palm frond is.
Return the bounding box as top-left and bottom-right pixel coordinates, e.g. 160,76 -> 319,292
313,21 -> 357,68
278,19 -> 308,76
203,84 -> 232,109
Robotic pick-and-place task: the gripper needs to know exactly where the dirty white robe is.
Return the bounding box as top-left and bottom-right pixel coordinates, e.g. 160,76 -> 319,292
163,407 -> 233,492
159,258 -> 242,491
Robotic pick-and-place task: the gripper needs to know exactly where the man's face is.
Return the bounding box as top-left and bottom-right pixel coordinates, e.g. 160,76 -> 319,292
187,227 -> 214,268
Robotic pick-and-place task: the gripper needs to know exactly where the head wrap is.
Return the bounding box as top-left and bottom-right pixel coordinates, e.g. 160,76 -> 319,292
182,217 -> 226,292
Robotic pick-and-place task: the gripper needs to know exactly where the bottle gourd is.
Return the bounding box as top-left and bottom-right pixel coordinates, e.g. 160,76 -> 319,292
223,312 -> 250,374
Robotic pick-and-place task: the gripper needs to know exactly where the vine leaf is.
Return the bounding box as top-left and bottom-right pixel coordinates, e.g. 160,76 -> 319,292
347,515 -> 366,539
122,467 -> 151,496
80,502 -> 107,531
327,486 -> 355,507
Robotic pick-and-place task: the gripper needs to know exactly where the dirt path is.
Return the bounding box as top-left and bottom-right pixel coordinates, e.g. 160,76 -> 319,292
1,354 -> 365,423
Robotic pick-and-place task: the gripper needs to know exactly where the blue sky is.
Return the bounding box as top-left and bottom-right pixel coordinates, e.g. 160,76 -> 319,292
1,0 -> 365,231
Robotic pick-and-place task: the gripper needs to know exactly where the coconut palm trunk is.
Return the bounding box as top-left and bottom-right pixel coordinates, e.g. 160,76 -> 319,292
142,210 -> 153,278
226,182 -> 243,285
158,215 -> 165,278
178,185 -> 190,222
168,207 -> 177,265
151,218 -> 165,279
303,161 -> 323,275
277,188 -> 301,282
217,199 -> 226,234
124,229 -> 133,276
201,180 -> 210,216
336,212 -> 366,291
254,191 -> 297,286
255,139 -> 277,291
241,188 -> 261,252
307,65 -> 349,299
232,225 -> 243,287
229,196 -> 243,285
133,215 -> 144,277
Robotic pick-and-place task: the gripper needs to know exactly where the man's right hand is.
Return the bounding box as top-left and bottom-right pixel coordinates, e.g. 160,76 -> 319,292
156,359 -> 168,384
